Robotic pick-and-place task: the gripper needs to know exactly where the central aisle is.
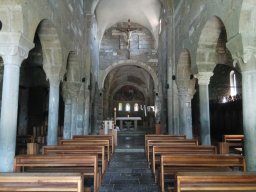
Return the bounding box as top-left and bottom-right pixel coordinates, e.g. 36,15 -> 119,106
100,130 -> 160,192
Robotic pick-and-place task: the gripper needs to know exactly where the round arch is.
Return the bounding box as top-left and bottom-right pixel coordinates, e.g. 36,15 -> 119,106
100,60 -> 158,91
196,16 -> 226,73
111,82 -> 147,101
176,49 -> 196,91
66,51 -> 80,82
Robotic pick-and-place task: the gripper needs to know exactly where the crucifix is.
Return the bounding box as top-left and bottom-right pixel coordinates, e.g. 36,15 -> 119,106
115,19 -> 141,59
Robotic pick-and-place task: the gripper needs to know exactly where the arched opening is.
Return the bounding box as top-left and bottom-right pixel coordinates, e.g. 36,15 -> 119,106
103,65 -> 155,131
209,64 -> 242,142
176,49 -> 196,138
17,30 -> 49,154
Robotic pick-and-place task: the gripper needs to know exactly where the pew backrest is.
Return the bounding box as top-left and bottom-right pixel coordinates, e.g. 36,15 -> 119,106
146,139 -> 198,162
151,145 -> 217,175
14,154 -> 99,192
43,145 -> 107,174
145,135 -> 186,148
176,171 -> 256,192
59,139 -> 110,161
0,172 -> 84,192
73,135 -> 114,153
160,154 -> 245,192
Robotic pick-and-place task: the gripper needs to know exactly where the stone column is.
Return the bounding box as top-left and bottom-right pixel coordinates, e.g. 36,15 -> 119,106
154,93 -> 161,124
62,82 -> 72,139
196,72 -> 213,145
0,33 -> 34,172
70,83 -> 81,137
242,69 -> 256,171
47,78 -> 60,145
76,84 -> 85,135
43,63 -> 63,146
83,89 -> 90,135
178,88 -> 194,139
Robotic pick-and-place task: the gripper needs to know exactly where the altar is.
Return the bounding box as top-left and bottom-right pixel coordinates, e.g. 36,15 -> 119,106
116,117 -> 142,130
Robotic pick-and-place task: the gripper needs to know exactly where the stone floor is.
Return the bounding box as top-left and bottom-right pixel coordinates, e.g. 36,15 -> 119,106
99,128 -> 160,192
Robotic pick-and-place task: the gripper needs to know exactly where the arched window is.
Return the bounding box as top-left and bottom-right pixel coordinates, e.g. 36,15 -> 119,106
125,103 -> 130,112
230,70 -> 237,96
118,103 -> 123,111
134,103 -> 139,111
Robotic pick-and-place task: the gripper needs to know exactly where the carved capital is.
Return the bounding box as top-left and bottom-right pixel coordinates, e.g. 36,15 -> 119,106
195,72 -> 213,85
0,32 -> 34,66
178,88 -> 194,101
43,64 -> 63,82
63,81 -> 82,98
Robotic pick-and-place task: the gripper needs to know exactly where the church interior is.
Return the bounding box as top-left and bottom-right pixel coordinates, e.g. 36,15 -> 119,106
0,0 -> 256,191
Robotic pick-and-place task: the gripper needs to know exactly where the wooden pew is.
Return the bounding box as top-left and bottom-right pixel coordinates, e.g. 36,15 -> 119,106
176,171 -> 256,192
222,134 -> 244,154
14,154 -> 100,192
146,139 -> 198,162
160,154 -> 245,192
43,145 -> 107,174
0,172 -> 84,192
59,139 -> 111,161
151,145 -> 217,178
16,135 -> 35,154
73,135 -> 115,153
145,134 -> 186,147
145,135 -> 186,154
223,134 -> 244,142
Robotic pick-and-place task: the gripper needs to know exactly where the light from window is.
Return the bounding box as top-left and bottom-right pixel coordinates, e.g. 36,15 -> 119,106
125,103 -> 130,112
159,19 -> 162,34
118,103 -> 122,111
222,97 -> 227,103
230,70 -> 237,96
134,103 -> 139,111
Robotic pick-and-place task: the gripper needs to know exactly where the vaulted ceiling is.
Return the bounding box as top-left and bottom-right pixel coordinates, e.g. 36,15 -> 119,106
94,0 -> 161,45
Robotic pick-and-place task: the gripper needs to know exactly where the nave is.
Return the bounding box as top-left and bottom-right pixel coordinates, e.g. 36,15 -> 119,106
1,125 -> 256,192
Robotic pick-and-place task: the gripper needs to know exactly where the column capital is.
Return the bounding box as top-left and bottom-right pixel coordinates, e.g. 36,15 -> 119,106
195,72 -> 213,85
178,88 -> 194,101
63,81 -> 82,98
43,65 -> 63,83
0,32 -> 34,66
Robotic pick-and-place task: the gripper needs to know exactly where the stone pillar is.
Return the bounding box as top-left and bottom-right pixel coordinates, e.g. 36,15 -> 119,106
76,84 -> 85,135
83,89 -> 90,135
62,82 -> 72,139
178,88 -> 194,139
47,78 -> 60,145
242,69 -> 256,171
43,63 -> 63,146
155,93 -> 161,124
0,33 -> 34,172
196,72 -> 213,145
70,83 -> 81,137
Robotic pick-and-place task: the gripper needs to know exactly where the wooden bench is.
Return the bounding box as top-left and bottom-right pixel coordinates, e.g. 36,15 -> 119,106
73,135 -> 115,153
160,154 -> 245,192
176,171 -> 256,192
145,135 -> 186,154
220,134 -> 244,154
16,135 -> 35,154
43,145 -> 107,174
59,139 -> 111,161
151,145 -> 217,178
0,172 -> 84,192
145,134 -> 186,147
146,139 -> 198,162
14,154 -> 100,192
